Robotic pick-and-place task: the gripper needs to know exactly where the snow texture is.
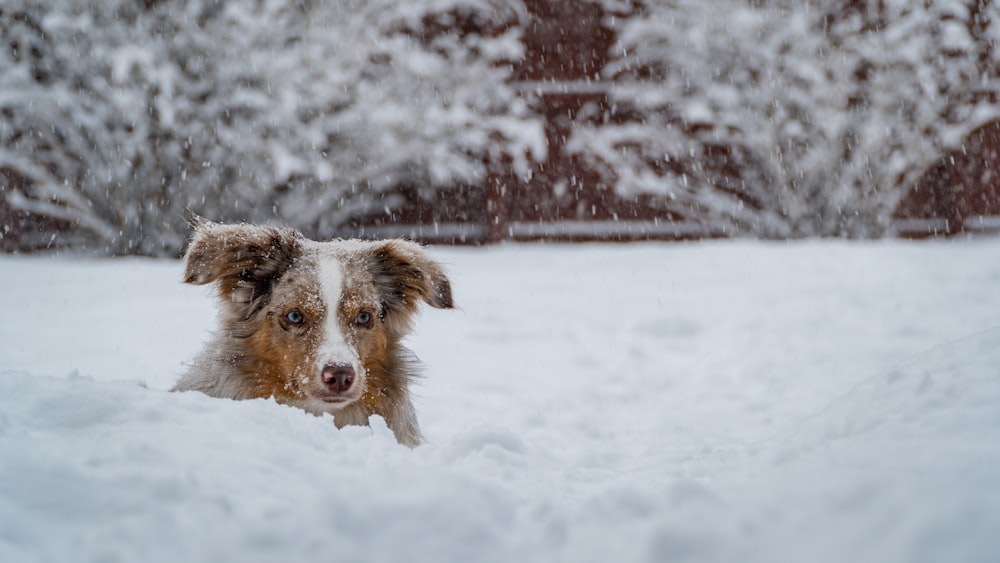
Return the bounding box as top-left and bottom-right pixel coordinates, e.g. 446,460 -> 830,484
2,240 -> 999,562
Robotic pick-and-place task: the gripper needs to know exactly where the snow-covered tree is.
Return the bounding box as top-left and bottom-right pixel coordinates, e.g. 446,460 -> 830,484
568,0 -> 1000,237
0,0 -> 544,255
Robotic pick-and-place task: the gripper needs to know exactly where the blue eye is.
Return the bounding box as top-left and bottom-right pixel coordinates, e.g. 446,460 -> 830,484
286,310 -> 305,324
355,311 -> 372,326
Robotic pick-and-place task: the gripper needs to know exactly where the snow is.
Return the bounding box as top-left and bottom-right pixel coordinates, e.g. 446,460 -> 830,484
2,240 -> 1000,562
2,0 -> 544,254
585,0 -> 1000,238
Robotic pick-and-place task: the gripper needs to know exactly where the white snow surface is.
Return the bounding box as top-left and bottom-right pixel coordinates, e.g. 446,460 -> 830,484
2,240 -> 999,563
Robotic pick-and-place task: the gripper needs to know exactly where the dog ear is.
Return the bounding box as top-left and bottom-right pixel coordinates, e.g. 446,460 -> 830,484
183,220 -> 303,318
367,240 -> 453,330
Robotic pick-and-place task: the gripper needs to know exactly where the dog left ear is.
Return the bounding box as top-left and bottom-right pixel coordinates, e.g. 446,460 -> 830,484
182,220 -> 304,319
368,240 -> 453,322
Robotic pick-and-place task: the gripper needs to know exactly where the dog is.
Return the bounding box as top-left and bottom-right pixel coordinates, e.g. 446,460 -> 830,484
172,220 -> 453,447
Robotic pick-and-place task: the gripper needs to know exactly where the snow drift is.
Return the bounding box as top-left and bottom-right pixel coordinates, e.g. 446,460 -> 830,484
1,240 -> 999,562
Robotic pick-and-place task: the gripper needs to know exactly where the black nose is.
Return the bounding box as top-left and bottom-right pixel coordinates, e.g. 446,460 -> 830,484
321,364 -> 355,393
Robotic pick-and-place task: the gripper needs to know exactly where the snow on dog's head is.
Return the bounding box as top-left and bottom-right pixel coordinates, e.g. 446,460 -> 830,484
178,220 -> 452,446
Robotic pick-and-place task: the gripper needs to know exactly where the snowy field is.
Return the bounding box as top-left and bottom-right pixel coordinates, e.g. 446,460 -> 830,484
2,239 -> 999,563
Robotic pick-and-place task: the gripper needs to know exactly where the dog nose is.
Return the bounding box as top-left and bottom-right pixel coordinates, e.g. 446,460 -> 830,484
321,364 -> 355,393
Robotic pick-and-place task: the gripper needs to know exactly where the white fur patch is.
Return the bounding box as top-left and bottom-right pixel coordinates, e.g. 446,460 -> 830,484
316,257 -> 360,372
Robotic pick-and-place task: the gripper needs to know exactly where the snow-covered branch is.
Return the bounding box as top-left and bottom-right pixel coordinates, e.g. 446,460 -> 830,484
572,0 -> 1000,238
0,0 -> 544,255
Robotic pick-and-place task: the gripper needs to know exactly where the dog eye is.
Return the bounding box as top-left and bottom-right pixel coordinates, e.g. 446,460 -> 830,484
355,311 -> 373,326
285,310 -> 305,324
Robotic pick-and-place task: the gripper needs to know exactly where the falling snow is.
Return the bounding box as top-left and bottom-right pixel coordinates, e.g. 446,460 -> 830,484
0,0 -> 543,255
570,0 -> 1000,238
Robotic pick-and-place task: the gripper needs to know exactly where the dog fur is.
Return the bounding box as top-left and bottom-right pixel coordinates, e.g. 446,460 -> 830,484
172,221 -> 453,447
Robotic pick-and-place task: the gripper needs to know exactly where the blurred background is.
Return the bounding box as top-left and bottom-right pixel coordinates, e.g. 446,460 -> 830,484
3,0 -> 1000,256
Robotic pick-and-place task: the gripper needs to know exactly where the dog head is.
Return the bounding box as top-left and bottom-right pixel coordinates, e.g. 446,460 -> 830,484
182,220 -> 453,410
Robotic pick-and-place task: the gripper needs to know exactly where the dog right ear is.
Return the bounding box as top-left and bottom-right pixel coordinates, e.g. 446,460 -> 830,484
183,220 -> 303,317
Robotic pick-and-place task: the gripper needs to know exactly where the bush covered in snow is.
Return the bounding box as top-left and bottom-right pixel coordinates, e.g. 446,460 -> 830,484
569,0 -> 1000,238
0,0 -> 543,255
4,0 -> 1000,252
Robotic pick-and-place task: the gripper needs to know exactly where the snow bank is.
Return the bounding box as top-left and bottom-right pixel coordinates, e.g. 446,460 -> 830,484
1,240 -> 999,562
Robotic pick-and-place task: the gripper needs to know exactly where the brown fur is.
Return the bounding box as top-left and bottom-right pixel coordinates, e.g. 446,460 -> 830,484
173,220 -> 453,446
